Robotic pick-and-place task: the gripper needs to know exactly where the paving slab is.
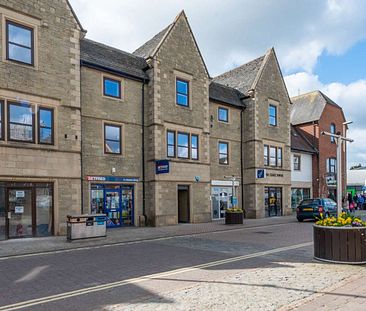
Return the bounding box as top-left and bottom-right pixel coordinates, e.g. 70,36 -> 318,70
288,275 -> 366,311
0,216 -> 296,258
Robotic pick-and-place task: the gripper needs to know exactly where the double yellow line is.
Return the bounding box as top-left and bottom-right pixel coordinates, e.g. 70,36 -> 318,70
0,241 -> 312,310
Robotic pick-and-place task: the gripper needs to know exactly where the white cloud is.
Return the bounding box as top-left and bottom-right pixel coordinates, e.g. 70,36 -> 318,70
69,0 -> 366,76
285,72 -> 366,166
68,0 -> 366,166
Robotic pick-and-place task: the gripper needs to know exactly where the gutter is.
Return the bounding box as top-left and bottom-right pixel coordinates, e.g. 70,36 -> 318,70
80,60 -> 149,83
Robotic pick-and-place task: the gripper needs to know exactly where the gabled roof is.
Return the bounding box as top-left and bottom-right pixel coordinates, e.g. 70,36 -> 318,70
291,90 -> 343,125
66,0 -> 86,33
80,39 -> 148,80
209,82 -> 246,108
133,24 -> 172,59
133,11 -> 210,77
291,125 -> 317,154
213,54 -> 266,94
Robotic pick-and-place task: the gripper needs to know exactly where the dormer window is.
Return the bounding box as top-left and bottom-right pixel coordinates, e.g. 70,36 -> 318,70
6,20 -> 34,65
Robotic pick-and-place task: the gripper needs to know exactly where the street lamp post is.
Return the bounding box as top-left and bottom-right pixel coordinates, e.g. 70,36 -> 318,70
321,129 -> 353,216
224,175 -> 241,208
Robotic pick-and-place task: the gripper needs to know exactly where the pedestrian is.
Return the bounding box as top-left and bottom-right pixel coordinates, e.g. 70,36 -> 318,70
348,193 -> 353,210
357,194 -> 364,210
353,194 -> 358,208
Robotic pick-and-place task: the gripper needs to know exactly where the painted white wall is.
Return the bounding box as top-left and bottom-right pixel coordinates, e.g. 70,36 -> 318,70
347,169 -> 366,186
291,152 -> 312,182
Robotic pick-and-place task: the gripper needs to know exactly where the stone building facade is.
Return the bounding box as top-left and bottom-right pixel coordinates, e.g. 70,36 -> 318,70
0,2 -> 293,238
136,12 -> 212,226
0,0 -> 84,239
214,49 -> 293,218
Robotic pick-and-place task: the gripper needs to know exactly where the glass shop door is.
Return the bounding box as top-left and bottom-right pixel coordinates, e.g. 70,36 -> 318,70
104,189 -> 121,228
7,188 -> 33,238
121,186 -> 134,226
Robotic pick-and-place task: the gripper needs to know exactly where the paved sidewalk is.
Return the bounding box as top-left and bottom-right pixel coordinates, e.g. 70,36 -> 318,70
0,216 -> 296,258
289,275 -> 366,311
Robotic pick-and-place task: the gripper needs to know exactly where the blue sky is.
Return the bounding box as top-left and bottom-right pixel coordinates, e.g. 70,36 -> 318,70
314,39 -> 366,85
70,0 -> 366,168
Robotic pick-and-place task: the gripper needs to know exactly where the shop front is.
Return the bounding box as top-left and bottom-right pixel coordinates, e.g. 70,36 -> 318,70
291,188 -> 311,209
211,180 -> 239,220
88,176 -> 137,228
0,182 -> 53,240
264,187 -> 282,217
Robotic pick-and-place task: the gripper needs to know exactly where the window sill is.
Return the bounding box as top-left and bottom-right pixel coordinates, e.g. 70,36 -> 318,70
0,140 -> 58,151
3,58 -> 38,70
176,104 -> 192,110
102,95 -> 124,102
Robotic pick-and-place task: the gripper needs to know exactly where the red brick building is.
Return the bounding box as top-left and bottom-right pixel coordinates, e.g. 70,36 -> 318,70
291,91 -> 347,201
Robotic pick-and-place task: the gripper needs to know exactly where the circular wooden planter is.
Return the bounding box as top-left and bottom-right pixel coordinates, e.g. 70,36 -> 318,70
313,225 -> 366,264
225,212 -> 243,225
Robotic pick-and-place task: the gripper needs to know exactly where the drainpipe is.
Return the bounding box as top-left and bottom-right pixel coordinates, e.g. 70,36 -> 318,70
141,80 -> 147,225
240,96 -> 248,218
240,107 -> 245,217
80,65 -> 84,214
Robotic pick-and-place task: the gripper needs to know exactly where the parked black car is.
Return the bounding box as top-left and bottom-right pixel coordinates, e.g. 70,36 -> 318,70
296,198 -> 338,222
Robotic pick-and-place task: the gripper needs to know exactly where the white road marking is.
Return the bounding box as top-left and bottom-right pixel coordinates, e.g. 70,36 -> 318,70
0,241 -> 313,311
0,222 -> 295,261
15,265 -> 49,283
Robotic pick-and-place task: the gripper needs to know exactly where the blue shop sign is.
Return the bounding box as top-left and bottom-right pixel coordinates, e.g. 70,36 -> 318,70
156,160 -> 170,174
256,169 -> 266,179
87,176 -> 139,183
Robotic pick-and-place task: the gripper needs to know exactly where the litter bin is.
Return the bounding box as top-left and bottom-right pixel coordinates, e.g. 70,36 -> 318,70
67,214 -> 106,241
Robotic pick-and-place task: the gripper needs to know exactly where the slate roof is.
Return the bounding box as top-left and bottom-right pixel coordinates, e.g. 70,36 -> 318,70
209,82 -> 246,108
80,39 -> 148,80
291,90 -> 342,125
213,55 -> 266,93
291,126 -> 317,154
133,24 -> 172,58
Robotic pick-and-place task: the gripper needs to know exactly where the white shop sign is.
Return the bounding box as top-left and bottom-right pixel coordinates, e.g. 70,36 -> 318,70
16,191 -> 25,198
211,180 -> 239,187
15,206 -> 24,214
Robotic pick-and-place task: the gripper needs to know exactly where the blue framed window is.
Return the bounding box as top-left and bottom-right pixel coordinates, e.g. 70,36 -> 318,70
6,20 -> 34,65
103,77 -> 121,99
218,107 -> 229,122
269,104 -> 277,126
176,79 -> 189,107
104,124 -> 121,154
38,107 -> 54,145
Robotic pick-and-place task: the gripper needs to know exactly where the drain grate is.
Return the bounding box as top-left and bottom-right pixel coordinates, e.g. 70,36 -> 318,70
254,231 -> 272,234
